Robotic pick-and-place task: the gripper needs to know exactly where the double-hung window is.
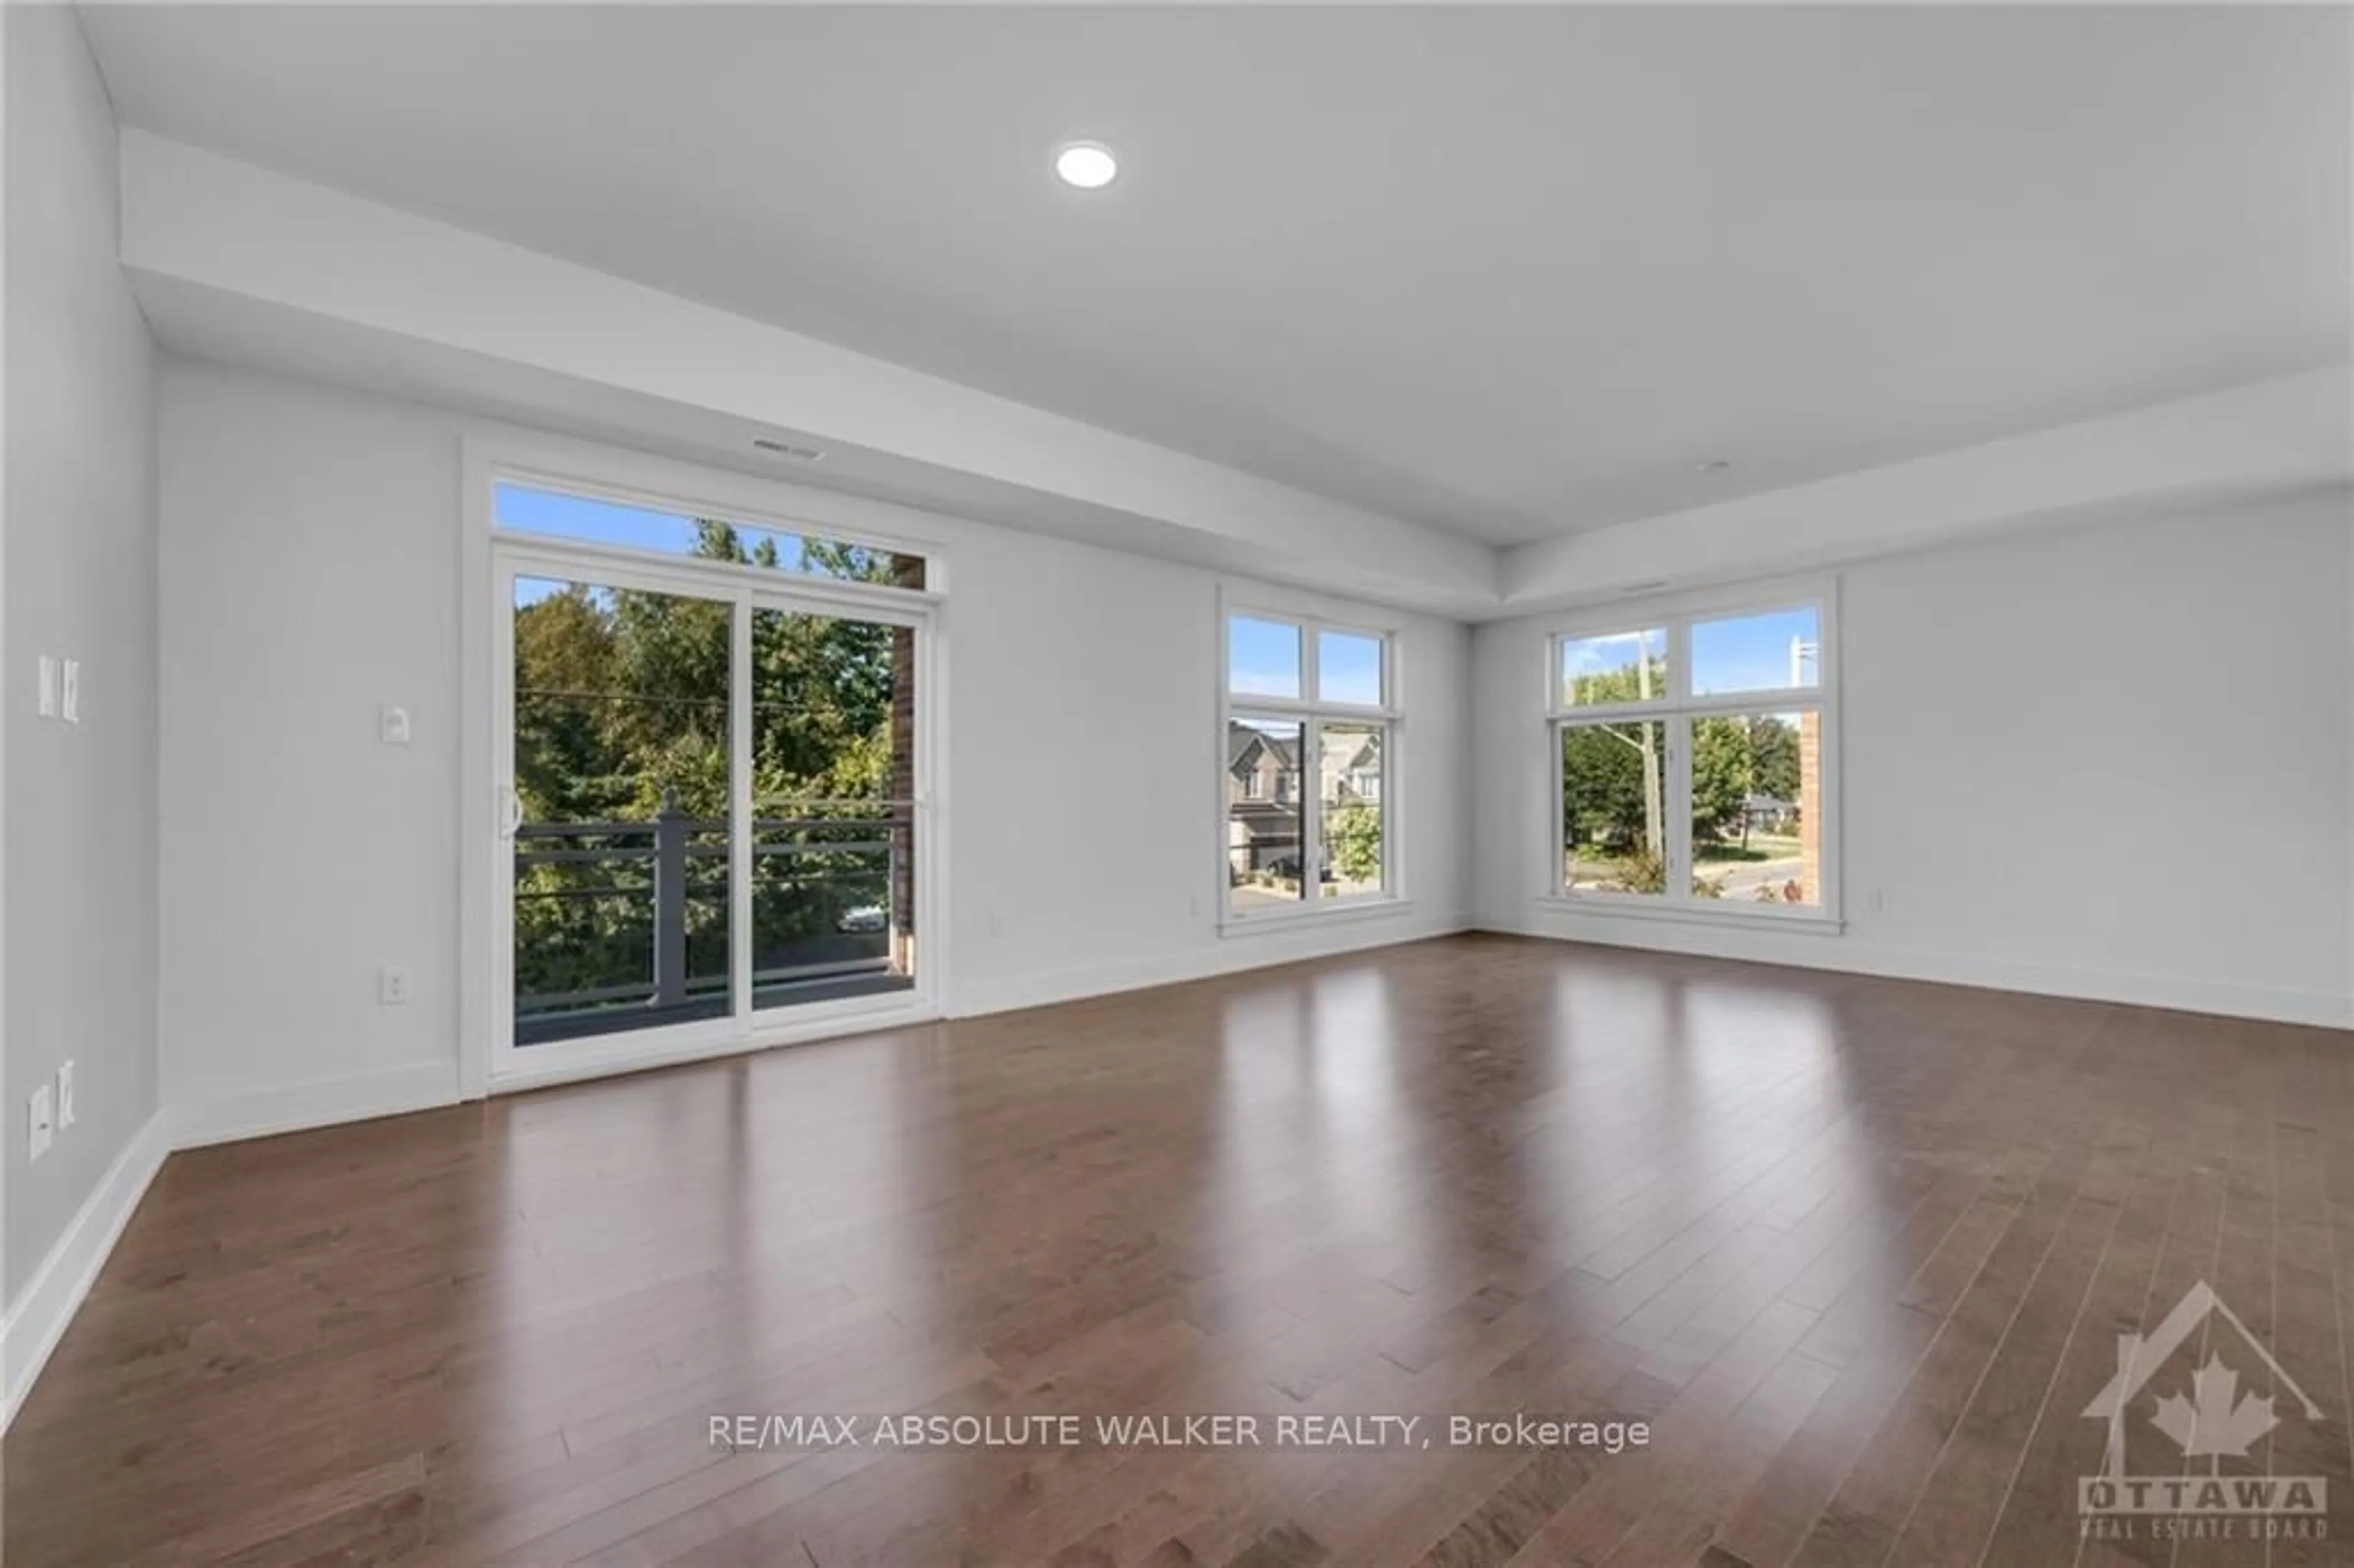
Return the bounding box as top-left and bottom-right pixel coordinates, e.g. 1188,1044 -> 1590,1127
1223,609 -> 1397,924
1550,587 -> 1837,923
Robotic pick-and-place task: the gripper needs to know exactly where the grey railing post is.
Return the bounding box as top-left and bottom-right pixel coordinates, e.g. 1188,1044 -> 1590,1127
652,788 -> 688,1008
887,832 -> 903,968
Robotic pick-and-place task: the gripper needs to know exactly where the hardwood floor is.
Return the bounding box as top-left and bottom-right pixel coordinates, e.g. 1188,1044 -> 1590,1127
7,933 -> 2350,1566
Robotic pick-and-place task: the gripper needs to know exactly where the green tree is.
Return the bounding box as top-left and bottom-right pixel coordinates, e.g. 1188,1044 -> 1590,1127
1691,716 -> 1756,845
1559,654 -> 1667,858
1561,720 -> 1663,854
512,584 -> 625,820
1751,715 -> 1800,802
1328,801 -> 1382,883
508,520 -> 911,1005
1565,652 -> 1666,707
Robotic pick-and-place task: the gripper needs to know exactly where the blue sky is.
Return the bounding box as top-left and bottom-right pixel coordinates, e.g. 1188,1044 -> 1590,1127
501,483 -> 819,604
1230,617 -> 1382,704
1563,607 -> 1819,698
1693,606 -> 1819,693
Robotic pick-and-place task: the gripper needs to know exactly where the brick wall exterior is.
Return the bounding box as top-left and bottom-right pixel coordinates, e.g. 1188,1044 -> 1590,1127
888,555 -> 924,975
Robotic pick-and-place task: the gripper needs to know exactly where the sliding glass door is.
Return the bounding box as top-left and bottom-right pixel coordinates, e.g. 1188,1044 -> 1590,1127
492,542 -> 928,1083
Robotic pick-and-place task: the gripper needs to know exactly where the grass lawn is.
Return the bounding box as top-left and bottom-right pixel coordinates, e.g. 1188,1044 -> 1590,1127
1695,834 -> 1803,863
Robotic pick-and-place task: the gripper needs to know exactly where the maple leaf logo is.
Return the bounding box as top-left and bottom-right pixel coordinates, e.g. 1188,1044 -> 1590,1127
2149,1355 -> 2279,1460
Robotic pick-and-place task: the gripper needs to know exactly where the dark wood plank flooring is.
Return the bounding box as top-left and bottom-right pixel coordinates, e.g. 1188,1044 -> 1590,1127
6,933 -> 2348,1566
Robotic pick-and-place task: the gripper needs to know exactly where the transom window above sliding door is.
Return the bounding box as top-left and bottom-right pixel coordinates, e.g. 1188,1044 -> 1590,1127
1221,605 -> 1399,927
1547,587 -> 1838,926
494,479 -> 928,590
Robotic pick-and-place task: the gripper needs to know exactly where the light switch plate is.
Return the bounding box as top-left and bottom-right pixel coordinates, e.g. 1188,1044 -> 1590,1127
61,659 -> 80,723
28,1084 -> 53,1161
37,655 -> 55,718
56,1060 -> 76,1129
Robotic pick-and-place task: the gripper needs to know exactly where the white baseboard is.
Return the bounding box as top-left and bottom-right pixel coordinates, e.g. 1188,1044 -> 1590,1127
1481,908 -> 2352,1029
3,1063 -> 462,1431
2,1108 -> 172,1429
168,1060 -> 462,1150
951,912 -> 1474,1018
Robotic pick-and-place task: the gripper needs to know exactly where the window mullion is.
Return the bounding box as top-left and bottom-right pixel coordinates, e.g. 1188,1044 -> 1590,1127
1302,715 -> 1322,904
728,592 -> 754,1022
1667,715 -> 1693,905
1550,720 -> 1567,898
1381,719 -> 1395,892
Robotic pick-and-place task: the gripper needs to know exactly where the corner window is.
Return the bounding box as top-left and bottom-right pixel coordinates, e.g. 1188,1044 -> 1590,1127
1550,591 -> 1835,922
1224,607 -> 1397,923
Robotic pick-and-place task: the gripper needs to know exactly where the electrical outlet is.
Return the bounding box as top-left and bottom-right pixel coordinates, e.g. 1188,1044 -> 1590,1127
28,1084 -> 53,1161
56,1060 -> 75,1130
61,658 -> 80,723
379,704 -> 411,746
379,964 -> 413,1007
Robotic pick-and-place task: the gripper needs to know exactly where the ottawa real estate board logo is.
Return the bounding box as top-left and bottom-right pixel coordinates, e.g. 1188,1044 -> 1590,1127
2079,1280 -> 2328,1542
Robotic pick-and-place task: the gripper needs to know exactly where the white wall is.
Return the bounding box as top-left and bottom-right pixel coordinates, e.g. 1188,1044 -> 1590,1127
156,365 -> 460,1124
4,6 -> 161,1298
157,360 -> 1471,1127
1475,488 -> 2354,1026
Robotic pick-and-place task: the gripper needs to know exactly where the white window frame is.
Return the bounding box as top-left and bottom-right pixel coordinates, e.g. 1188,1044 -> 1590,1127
1543,579 -> 1841,931
459,433 -> 951,1097
1217,590 -> 1404,932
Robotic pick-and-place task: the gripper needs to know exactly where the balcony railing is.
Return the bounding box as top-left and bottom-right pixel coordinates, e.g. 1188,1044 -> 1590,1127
513,796 -> 912,1043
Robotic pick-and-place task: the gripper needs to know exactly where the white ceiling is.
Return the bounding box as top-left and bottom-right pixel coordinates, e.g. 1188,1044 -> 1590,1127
82,4 -> 2352,547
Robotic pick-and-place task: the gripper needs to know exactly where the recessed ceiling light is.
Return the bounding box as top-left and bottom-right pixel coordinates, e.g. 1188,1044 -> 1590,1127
1055,142 -> 1118,190
1693,458 -> 1732,473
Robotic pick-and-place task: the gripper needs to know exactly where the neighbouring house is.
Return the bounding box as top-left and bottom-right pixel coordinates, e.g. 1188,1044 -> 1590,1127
1741,791 -> 1799,834
1227,721 -> 1381,882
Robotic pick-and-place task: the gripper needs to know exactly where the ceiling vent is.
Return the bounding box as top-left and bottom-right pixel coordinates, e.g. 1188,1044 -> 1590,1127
752,437 -> 825,463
